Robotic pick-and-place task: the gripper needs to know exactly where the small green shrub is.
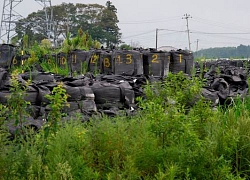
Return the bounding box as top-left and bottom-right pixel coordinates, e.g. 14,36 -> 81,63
7,70 -> 31,133
45,82 -> 69,134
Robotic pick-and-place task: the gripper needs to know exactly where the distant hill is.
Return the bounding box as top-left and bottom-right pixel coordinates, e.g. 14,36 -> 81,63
195,44 -> 250,59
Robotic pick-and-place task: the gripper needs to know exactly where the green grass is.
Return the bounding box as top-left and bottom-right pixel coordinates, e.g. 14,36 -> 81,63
0,72 -> 250,179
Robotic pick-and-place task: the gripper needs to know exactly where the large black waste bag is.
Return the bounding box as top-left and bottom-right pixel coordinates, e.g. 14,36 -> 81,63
220,73 -> 249,99
0,85 -> 38,105
112,50 -> 143,76
211,78 -> 230,104
96,74 -> 148,99
88,50 -> 101,73
201,88 -> 219,106
169,49 -> 193,75
7,116 -> 45,139
216,59 -> 230,68
63,100 -> 97,113
143,50 -> 170,77
56,52 -> 69,73
3,82 -> 41,105
69,50 -> 91,74
100,50 -> 113,74
235,60 -> 244,67
203,64 -> 217,84
0,44 -> 16,68
229,84 -> 248,98
21,72 -> 55,83
24,86 -> 39,105
228,60 -> 238,67
63,75 -> 93,87
2,73 -> 28,88
79,99 -> 97,112
0,68 -> 9,88
11,54 -> 30,69
34,85 -> 51,106
27,105 -> 46,119
65,85 -> 95,101
64,101 -> 79,113
0,89 -> 11,104
90,81 -> 135,109
65,78 -> 91,87
223,66 -> 247,80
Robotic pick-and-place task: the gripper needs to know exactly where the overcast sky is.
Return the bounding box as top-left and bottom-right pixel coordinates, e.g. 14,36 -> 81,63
1,0 -> 250,51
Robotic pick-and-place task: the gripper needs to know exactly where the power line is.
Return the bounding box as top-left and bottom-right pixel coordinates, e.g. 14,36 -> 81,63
119,16 -> 180,24
155,28 -> 185,50
122,28 -> 250,44
122,25 -> 250,49
157,29 -> 186,33
191,30 -> 250,35
192,31 -> 250,41
200,38 -> 245,44
122,30 -> 155,39
192,17 -> 250,32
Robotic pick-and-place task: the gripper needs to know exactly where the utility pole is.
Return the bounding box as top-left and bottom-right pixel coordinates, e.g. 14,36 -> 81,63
155,28 -> 165,50
196,39 -> 199,52
182,13 -> 192,51
155,28 -> 158,50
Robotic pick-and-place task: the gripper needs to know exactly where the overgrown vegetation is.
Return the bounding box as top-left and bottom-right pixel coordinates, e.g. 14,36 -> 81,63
11,28 -> 101,76
1,72 -> 250,179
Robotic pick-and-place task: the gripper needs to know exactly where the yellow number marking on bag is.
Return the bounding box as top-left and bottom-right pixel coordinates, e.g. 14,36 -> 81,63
60,57 -> 67,65
116,55 -> 122,64
90,54 -> 99,64
104,58 -> 111,68
152,54 -> 159,63
126,54 -> 132,64
13,56 -> 17,64
179,54 -> 182,63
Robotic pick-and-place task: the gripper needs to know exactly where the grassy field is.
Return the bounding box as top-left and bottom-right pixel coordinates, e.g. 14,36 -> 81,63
0,72 -> 250,179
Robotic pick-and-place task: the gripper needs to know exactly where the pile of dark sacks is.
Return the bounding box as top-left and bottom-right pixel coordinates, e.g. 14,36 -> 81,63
0,68 -> 152,136
1,59 -> 249,136
196,60 -> 249,107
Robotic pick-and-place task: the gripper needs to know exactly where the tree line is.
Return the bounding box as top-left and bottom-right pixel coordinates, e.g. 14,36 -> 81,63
12,1 -> 121,48
195,44 -> 250,59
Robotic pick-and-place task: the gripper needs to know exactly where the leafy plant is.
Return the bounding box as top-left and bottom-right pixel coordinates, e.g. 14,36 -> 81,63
0,104 -> 8,127
61,29 -> 100,54
81,61 -> 88,75
45,82 -> 69,134
7,70 -> 31,134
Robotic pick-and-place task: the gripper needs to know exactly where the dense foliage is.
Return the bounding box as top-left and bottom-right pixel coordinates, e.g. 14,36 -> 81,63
12,29 -> 101,76
1,72 -> 250,179
195,44 -> 250,59
13,1 -> 121,48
